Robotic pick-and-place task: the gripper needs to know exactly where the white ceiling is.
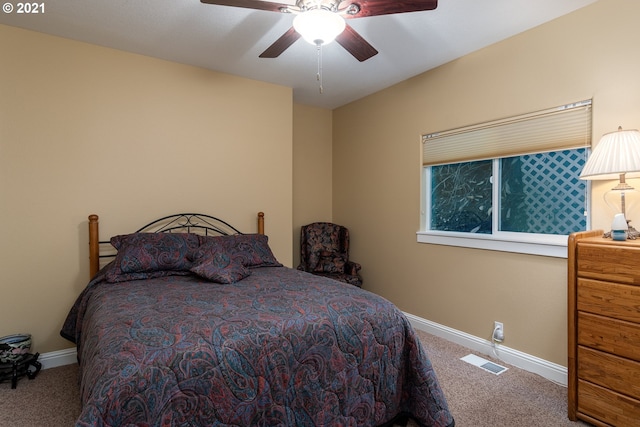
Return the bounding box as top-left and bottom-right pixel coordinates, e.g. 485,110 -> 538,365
0,0 -> 597,109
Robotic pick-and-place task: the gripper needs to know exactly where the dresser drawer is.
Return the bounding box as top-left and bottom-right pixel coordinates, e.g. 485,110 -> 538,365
577,242 -> 640,284
578,312 -> 640,362
578,379 -> 640,427
578,346 -> 640,400
577,278 -> 640,323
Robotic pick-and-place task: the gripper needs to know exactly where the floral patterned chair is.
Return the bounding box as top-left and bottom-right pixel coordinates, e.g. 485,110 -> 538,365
297,222 -> 362,287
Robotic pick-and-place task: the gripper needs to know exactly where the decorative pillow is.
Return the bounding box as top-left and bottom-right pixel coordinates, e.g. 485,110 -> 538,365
105,268 -> 192,284
196,234 -> 281,268
190,251 -> 251,284
106,233 -> 200,283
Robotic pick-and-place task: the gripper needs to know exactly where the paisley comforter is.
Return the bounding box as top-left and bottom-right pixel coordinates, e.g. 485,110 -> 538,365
62,265 -> 454,427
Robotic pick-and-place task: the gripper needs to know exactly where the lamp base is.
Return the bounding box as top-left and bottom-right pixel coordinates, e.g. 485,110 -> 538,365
603,224 -> 640,240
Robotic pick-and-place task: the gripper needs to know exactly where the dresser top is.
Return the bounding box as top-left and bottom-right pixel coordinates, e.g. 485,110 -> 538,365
577,235 -> 640,248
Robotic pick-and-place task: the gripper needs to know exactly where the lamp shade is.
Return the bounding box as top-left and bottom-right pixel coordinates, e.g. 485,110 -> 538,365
580,127 -> 640,180
293,9 -> 346,45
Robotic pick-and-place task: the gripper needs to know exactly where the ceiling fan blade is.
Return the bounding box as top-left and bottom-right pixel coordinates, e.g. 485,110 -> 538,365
200,0 -> 289,13
335,25 -> 378,62
342,0 -> 438,18
259,27 -> 302,58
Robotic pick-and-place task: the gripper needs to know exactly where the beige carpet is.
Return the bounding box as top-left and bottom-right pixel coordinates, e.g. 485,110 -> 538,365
0,331 -> 589,426
412,330 -> 589,427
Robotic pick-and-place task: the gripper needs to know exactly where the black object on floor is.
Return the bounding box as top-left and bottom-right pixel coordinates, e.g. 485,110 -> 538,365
0,353 -> 42,389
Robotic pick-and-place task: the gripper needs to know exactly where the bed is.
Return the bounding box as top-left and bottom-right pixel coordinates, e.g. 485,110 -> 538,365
61,212 -> 454,427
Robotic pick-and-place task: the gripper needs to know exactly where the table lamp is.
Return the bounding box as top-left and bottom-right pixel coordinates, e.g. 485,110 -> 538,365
580,126 -> 640,239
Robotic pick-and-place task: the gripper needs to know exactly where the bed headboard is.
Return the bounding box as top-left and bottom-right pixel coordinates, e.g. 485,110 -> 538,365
88,212 -> 265,279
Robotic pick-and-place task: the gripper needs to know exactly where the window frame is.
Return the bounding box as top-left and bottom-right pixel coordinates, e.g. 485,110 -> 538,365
418,161 -> 592,258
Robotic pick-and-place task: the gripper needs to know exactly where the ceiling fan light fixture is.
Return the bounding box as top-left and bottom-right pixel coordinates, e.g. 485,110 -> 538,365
293,8 -> 346,46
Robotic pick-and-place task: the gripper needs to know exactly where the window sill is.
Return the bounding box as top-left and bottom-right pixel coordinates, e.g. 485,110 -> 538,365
416,231 -> 569,258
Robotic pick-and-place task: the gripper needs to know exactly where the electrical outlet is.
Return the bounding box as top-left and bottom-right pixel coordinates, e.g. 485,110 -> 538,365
493,321 -> 504,343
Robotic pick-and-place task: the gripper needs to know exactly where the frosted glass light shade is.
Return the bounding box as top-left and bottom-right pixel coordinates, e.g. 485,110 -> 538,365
580,127 -> 640,180
293,9 -> 346,45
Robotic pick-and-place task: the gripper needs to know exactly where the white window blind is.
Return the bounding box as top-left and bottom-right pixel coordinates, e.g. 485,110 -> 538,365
422,100 -> 592,166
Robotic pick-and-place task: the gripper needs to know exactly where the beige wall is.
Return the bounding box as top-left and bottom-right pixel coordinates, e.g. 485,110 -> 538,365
292,104 -> 333,268
0,25 -> 294,353
332,0 -> 640,366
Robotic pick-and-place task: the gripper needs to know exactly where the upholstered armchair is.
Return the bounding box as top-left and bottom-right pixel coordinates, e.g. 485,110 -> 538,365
297,222 -> 362,287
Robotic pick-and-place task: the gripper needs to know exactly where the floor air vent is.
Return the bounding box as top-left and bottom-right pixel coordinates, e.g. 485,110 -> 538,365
460,354 -> 508,375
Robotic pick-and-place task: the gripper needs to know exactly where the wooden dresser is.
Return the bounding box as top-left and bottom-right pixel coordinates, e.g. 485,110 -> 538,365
568,230 -> 640,427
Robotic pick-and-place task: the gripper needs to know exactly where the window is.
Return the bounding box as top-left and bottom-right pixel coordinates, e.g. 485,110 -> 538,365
428,149 -> 588,234
418,100 -> 592,258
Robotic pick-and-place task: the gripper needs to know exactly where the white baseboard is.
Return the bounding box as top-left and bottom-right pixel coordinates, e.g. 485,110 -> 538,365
404,312 -> 568,387
41,316 -> 568,387
38,347 -> 77,370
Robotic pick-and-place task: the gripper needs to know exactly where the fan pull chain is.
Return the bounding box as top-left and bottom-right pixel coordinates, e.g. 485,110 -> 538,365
316,42 -> 323,94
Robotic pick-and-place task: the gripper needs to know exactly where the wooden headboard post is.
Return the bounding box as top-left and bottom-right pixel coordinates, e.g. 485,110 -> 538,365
89,214 -> 100,279
258,212 -> 264,235
88,212 -> 265,279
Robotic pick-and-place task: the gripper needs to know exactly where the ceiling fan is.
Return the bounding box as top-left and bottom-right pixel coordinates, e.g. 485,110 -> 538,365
200,0 -> 439,62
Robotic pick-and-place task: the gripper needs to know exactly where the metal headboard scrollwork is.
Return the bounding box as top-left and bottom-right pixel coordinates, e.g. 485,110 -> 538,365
88,212 -> 265,279
134,213 -> 243,235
